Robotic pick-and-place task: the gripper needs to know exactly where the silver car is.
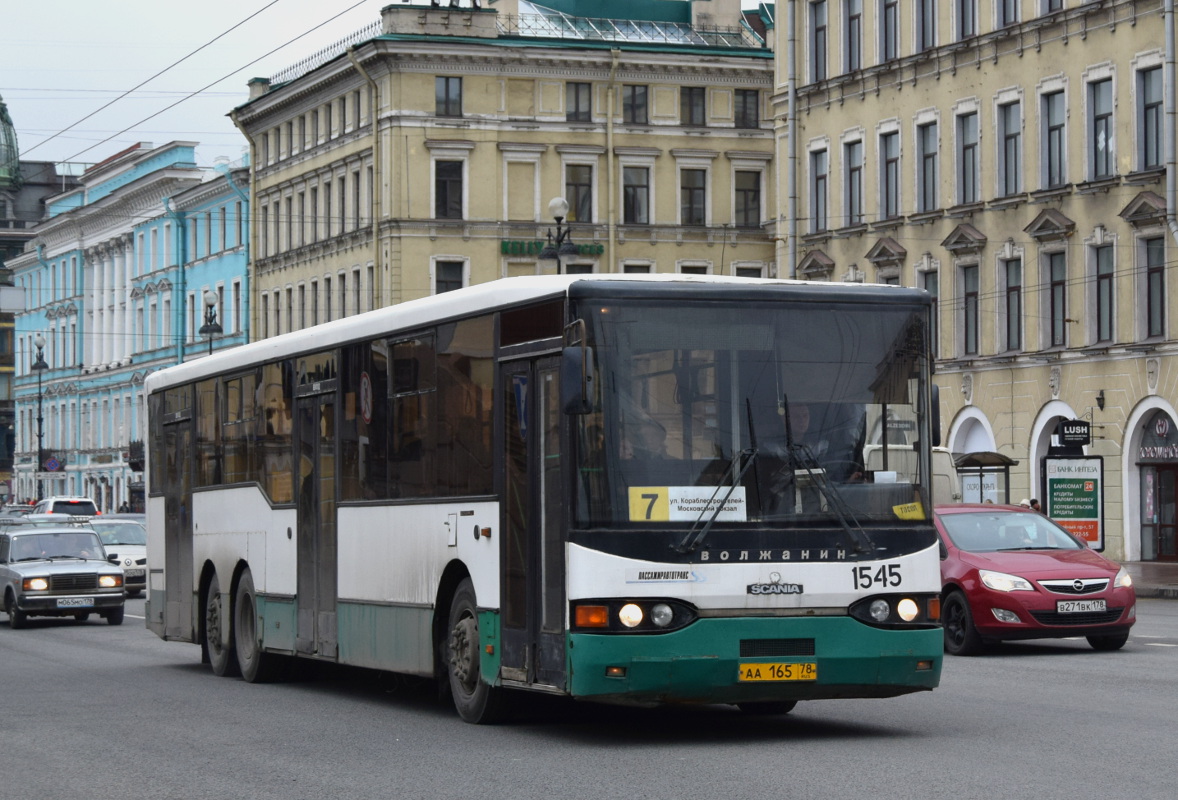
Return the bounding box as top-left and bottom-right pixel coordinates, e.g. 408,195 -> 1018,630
1,526 -> 126,628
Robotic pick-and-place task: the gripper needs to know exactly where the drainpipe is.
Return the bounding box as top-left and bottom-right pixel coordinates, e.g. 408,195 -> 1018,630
348,48 -> 383,307
607,49 -> 620,273
213,161 -> 250,343
1166,1 -> 1178,243
229,113 -> 260,336
786,0 -> 798,278
163,198 -> 187,364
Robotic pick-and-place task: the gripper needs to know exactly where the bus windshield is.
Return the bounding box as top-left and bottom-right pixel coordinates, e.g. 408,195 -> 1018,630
572,298 -> 932,528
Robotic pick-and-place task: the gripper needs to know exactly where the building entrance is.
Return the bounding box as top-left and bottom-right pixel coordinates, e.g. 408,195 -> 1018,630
1141,465 -> 1178,561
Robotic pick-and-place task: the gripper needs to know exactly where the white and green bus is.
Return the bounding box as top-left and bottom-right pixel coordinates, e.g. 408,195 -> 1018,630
145,274 -> 943,722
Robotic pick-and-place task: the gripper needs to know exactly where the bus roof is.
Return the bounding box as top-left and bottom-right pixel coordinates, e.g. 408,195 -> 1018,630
144,274 -> 928,393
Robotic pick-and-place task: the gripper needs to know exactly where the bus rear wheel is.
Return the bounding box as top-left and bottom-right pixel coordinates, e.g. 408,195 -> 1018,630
446,578 -> 508,724
235,569 -> 280,682
204,572 -> 239,677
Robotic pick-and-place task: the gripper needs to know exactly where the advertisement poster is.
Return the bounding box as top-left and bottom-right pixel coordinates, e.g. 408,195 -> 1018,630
1043,457 -> 1104,550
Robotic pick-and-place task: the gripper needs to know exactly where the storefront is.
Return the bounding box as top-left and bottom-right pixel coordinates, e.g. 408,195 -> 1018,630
1138,410 -> 1178,561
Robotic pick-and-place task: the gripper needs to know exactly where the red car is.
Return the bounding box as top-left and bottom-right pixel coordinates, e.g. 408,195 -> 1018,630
935,504 -> 1136,655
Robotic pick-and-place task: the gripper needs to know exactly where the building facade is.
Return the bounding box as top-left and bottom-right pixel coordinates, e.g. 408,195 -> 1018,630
775,0 -> 1178,561
0,94 -> 83,504
229,0 -> 776,340
9,142 -> 248,510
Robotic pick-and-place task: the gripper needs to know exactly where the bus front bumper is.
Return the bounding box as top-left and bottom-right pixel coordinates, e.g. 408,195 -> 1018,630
567,616 -> 942,705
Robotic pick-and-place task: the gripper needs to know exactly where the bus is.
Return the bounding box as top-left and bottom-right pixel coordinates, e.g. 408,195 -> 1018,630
144,274 -> 943,723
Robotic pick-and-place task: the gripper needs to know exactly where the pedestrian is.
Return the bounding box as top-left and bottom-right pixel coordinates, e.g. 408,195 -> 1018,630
1030,498 -> 1042,513
1018,498 -> 1031,508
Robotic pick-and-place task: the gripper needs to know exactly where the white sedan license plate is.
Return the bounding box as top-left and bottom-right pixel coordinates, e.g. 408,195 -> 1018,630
1057,599 -> 1106,613
125,569 -> 146,579
57,597 -> 94,608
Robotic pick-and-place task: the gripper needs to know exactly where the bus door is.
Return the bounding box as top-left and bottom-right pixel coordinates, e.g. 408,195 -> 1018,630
500,356 -> 566,689
162,409 -> 194,641
295,385 -> 339,659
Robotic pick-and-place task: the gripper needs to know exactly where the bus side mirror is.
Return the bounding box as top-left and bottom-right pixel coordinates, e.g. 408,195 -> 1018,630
561,346 -> 595,415
930,384 -> 941,447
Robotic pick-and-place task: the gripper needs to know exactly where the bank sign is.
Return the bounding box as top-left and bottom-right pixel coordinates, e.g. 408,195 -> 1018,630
1043,456 -> 1104,550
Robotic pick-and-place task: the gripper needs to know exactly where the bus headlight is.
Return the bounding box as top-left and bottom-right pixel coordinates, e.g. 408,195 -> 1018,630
869,599 -> 890,622
650,603 -> 674,628
571,599 -> 697,633
618,604 -> 643,628
897,598 -> 919,622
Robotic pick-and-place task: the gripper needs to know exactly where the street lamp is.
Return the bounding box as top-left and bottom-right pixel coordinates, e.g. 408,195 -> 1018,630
31,333 -> 48,502
198,289 -> 223,355
538,196 -> 579,271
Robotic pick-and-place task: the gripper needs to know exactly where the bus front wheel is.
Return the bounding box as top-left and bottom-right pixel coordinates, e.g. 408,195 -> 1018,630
446,578 -> 508,724
204,573 -> 239,677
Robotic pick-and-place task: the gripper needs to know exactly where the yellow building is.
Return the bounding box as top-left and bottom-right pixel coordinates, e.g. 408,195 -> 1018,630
775,0 -> 1178,561
230,0 -> 775,341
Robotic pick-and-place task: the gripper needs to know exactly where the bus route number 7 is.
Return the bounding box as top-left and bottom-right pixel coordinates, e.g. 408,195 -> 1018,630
628,487 -> 670,522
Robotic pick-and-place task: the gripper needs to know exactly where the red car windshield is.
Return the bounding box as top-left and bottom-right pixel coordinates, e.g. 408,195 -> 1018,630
938,510 -> 1085,552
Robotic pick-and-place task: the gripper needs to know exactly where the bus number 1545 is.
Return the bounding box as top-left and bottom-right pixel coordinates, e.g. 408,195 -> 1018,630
852,564 -> 902,589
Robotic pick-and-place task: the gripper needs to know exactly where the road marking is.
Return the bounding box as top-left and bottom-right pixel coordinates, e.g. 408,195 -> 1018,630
125,613 -> 146,620
1143,642 -> 1178,648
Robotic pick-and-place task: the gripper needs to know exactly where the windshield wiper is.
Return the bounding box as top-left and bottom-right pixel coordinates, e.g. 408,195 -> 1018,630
677,399 -> 761,554
779,395 -> 873,556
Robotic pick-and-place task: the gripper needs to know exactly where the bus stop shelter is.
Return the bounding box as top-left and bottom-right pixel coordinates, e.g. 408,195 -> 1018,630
954,451 -> 1019,504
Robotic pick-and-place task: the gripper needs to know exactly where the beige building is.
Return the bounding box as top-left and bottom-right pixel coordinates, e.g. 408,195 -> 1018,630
775,0 -> 1178,561
230,0 -> 775,341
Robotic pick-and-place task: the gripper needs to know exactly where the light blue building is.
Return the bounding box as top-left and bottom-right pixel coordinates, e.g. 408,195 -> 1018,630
9,142 -> 249,510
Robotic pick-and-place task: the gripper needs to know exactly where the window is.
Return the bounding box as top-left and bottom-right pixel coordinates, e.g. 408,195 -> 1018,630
565,164 -> 593,222
435,261 -> 464,294
735,171 -> 761,228
681,87 -> 705,126
958,112 -> 978,204
810,1 -> 828,82
845,140 -> 863,225
436,77 -> 462,117
917,122 -> 938,213
881,0 -> 899,62
998,102 -> 1022,196
567,82 -> 591,122
1090,78 -> 1113,180
735,89 -> 760,129
623,167 -> 650,224
880,131 -> 900,219
917,0 -> 936,52
1049,251 -> 1067,346
845,0 -> 862,72
999,0 -> 1019,26
623,85 -> 648,124
1140,67 -> 1163,171
922,270 -> 939,358
810,150 -> 828,232
962,265 -> 978,355
1005,259 -> 1022,351
957,0 -> 976,39
1146,236 -> 1165,338
1095,245 -> 1114,342
1044,0 -> 1063,13
1044,91 -> 1066,188
434,160 -> 463,219
681,168 -> 707,226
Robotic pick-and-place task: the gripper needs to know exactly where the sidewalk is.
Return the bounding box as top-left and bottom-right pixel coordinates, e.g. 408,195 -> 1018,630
1121,561 -> 1178,599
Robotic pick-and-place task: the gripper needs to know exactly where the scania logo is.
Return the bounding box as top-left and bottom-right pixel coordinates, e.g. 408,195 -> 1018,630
747,571 -> 804,595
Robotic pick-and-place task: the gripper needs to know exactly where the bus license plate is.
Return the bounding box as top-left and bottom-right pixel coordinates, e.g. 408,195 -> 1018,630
738,662 -> 817,682
57,597 -> 94,608
1057,599 -> 1106,613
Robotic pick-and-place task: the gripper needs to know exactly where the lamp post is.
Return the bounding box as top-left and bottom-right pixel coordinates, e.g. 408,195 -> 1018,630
538,196 -> 579,272
198,289 -> 222,355
31,333 -> 48,502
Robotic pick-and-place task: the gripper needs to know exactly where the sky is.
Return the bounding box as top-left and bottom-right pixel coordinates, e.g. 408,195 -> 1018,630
1,0 -> 765,173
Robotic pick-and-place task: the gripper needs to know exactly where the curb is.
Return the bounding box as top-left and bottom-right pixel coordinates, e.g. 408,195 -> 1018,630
1134,586 -> 1178,600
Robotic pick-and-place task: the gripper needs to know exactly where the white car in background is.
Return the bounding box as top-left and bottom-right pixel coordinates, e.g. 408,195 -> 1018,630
87,518 -> 147,597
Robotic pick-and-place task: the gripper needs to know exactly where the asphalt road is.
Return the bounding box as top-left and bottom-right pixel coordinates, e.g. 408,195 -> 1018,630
2,596 -> 1175,800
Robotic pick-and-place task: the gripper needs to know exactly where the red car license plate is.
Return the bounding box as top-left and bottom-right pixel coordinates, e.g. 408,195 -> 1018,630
1056,599 -> 1106,613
